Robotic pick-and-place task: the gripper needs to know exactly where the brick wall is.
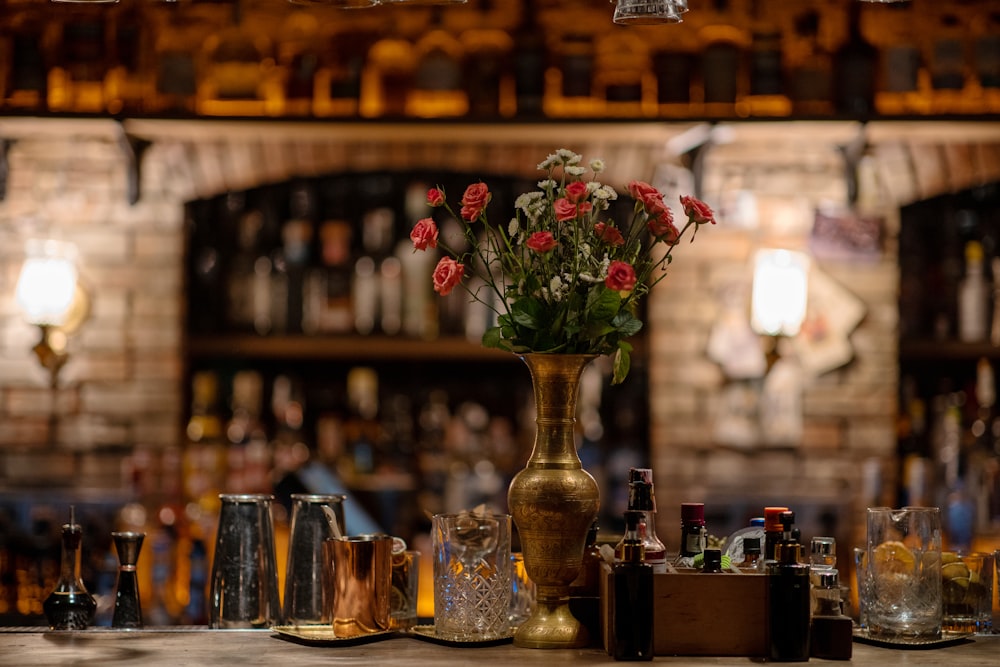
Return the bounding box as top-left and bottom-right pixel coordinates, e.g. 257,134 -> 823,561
0,122 -> 995,553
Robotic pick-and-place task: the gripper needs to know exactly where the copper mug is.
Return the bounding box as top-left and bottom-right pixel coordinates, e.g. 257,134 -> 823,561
325,535 -> 392,637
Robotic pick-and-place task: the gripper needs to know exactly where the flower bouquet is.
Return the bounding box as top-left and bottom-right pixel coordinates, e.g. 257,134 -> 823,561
409,148 -> 714,384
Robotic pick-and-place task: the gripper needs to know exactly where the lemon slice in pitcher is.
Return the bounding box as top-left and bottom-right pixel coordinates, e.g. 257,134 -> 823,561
873,540 -> 915,574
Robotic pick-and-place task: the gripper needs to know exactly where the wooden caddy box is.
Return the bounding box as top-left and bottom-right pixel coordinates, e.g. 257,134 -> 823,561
600,563 -> 768,657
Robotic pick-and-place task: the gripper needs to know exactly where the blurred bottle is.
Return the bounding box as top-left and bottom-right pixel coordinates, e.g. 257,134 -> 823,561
699,0 -> 748,117
281,182 -> 317,335
594,31 -> 654,118
48,15 -> 109,113
354,175 -> 398,336
151,13 -> 214,115
183,370 -> 227,508
958,239 -> 988,343
197,2 -> 277,117
511,4 -> 548,118
833,2 -> 876,117
927,12 -> 969,115
105,6 -> 154,115
314,29 -> 376,118
225,370 -> 271,494
545,29 -> 597,117
788,9 -> 833,117
873,2 -> 927,116
408,9 -> 468,118
224,195 -> 268,334
361,19 -> 415,118
652,28 -> 698,118
745,0 -> 790,117
976,11 -> 1000,113
461,0 -> 515,119
274,11 -> 321,117
342,367 -> 381,482
2,15 -> 52,111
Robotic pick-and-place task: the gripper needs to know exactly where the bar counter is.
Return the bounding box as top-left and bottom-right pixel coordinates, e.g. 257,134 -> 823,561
0,628 -> 997,666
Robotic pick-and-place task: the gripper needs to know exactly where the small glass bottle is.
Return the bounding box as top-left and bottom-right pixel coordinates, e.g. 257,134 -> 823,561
959,240 -> 988,343
701,548 -> 724,573
762,505 -> 789,563
809,569 -> 853,660
742,537 -> 761,570
677,502 -> 706,563
43,507 -> 97,630
766,511 -> 810,662
612,510 -> 654,661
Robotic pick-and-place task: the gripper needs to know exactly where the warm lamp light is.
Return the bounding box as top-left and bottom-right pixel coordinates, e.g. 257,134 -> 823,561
750,249 -> 810,338
14,239 -> 90,387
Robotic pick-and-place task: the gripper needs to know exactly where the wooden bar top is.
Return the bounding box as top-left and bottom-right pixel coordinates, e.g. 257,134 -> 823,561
0,628 -> 997,666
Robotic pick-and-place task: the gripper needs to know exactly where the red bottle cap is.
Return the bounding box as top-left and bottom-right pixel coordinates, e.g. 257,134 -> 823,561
764,506 -> 790,532
681,502 -> 705,526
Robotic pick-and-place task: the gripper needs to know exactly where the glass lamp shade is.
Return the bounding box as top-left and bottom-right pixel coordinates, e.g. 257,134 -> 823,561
15,240 -> 80,327
750,249 -> 810,337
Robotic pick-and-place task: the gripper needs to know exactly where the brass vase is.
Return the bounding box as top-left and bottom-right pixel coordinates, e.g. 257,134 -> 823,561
508,353 -> 600,649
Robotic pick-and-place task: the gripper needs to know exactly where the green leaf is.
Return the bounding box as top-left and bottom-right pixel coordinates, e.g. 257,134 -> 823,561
612,343 -> 632,385
482,326 -> 503,349
586,286 -> 622,322
511,298 -> 543,329
612,311 -> 644,338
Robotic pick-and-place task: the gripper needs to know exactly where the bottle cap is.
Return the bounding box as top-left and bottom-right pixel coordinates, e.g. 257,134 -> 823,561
816,568 -> 839,588
749,517 -> 765,527
811,536 -> 836,557
764,506 -> 789,532
703,548 -> 722,570
743,536 -> 761,555
629,467 -> 653,485
681,502 -> 705,525
774,541 -> 802,564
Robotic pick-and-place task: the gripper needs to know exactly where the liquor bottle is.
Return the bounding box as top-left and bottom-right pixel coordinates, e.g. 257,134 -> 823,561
651,26 -> 698,118
355,175 -> 398,335
314,29 -> 377,118
361,20 -> 415,118
873,1 -> 927,116
616,470 -> 667,572
834,2 -> 877,117
928,12 -> 969,115
958,240 -> 988,343
183,370 -> 227,507
105,5 -> 152,115
460,0 -> 515,119
976,12 -> 1000,113
699,0 -> 748,117
311,177 -> 355,335
224,195 -> 266,334
612,510 -> 654,661
511,3 -> 548,118
408,9 -> 468,118
789,9 -> 833,117
43,507 -> 97,630
762,505 -> 789,564
197,2 -> 276,117
809,568 -> 852,660
745,0 -> 790,117
3,15 -> 51,111
281,182 -> 316,335
151,13 -> 212,115
48,16 -> 108,113
676,502 -> 706,564
594,32 -> 653,118
545,30 -> 597,118
766,511 -> 810,662
344,367 -> 381,481
274,11 -> 321,117
225,370 -> 271,494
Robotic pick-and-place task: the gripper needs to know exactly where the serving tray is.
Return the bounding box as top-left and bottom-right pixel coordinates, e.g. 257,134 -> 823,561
271,625 -> 396,646
852,628 -> 974,649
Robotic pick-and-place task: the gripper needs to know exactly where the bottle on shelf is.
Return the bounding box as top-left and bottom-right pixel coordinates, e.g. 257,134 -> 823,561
150,11 -> 212,115
545,29 -> 598,118
809,568 -> 853,660
282,182 -> 317,335
698,0 -> 748,117
510,4 -> 548,118
612,510 -> 654,662
343,367 -> 381,482
2,15 -> 52,111
225,370 -> 271,494
976,11 -> 1000,113
927,12 -> 970,115
361,18 -> 416,118
675,501 -> 706,566
183,370 -> 227,508
788,8 -> 833,117
766,511 -> 810,662
408,9 -> 468,119
593,31 -> 653,118
313,29 -> 377,118
310,179 -> 355,335
615,469 -> 667,573
958,239 -> 989,343
873,1 -> 927,116
274,11 -> 322,117
744,0 -> 791,117
460,0 -> 515,119
48,15 -> 109,113
651,27 -> 698,118
833,2 -> 877,117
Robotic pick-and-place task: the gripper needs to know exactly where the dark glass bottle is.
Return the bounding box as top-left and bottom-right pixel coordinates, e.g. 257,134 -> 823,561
834,2 -> 877,117
678,502 -> 706,560
763,505 -> 789,562
742,536 -> 761,569
616,471 -> 666,572
701,548 -> 724,573
766,511 -> 810,662
612,510 -> 654,661
512,5 -> 547,117
810,568 -> 853,660
43,507 -> 97,630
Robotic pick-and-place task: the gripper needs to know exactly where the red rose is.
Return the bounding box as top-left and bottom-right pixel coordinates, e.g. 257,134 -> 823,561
460,182 -> 491,221
426,188 -> 445,207
681,195 -> 716,225
647,210 -> 679,244
554,198 -> 578,222
605,260 -> 637,292
526,231 -> 558,253
432,257 -> 465,296
410,217 -> 439,251
594,222 -> 625,247
564,181 -> 589,204
628,180 -> 667,216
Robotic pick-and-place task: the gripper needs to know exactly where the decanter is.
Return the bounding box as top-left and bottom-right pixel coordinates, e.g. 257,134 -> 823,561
43,507 -> 97,630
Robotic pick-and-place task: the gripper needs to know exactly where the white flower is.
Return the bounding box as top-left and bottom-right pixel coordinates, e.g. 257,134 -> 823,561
508,218 -> 519,237
580,272 -> 603,284
537,179 -> 556,191
589,158 -> 605,173
579,242 -> 592,259
565,166 -> 586,176
557,148 -> 581,165
600,185 -> 618,201
549,275 -> 564,296
516,191 -> 543,211
586,181 -> 602,194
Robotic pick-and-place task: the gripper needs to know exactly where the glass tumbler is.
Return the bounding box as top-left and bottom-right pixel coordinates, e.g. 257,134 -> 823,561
209,494 -> 282,628
283,494 -> 346,626
613,0 -> 685,25
865,506 -> 942,640
432,512 -> 512,641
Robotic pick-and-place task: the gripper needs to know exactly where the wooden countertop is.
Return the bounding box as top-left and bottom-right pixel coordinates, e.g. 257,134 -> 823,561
0,628 -> 997,666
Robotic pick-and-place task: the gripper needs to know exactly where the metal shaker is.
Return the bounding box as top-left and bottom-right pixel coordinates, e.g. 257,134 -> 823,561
283,493 -> 346,626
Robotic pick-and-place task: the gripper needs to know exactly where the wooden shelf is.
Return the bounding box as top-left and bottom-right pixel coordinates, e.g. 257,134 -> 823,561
186,334 -> 517,363
899,338 -> 1000,362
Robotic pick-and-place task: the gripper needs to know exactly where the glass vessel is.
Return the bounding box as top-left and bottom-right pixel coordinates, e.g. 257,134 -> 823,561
43,507 -> 97,630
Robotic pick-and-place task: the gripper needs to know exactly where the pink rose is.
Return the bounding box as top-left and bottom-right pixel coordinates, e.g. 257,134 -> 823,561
426,188 -> 445,207
605,260 -> 637,292
410,217 -> 439,251
647,209 -> 679,244
432,257 -> 465,296
554,197 -> 578,222
628,180 -> 667,216
460,182 -> 491,221
526,231 -> 557,253
681,195 -> 716,225
594,222 -> 625,247
564,181 -> 589,204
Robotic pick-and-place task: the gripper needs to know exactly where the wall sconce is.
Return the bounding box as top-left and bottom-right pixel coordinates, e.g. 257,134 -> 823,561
750,248 -> 810,338
14,239 -> 91,387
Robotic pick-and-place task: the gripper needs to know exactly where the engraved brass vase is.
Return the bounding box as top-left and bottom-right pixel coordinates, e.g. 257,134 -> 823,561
508,353 -> 600,649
